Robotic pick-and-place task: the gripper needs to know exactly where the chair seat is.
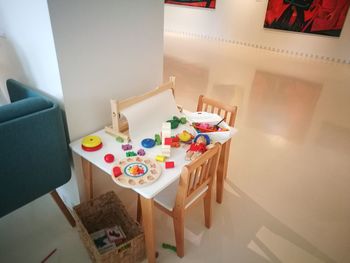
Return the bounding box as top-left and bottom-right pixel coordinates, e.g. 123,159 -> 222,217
154,179 -> 208,211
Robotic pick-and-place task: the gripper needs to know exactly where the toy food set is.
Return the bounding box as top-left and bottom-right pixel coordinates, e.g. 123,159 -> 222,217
111,156 -> 161,188
185,111 -> 232,142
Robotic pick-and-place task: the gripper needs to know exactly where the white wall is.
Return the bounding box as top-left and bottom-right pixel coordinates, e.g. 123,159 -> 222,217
0,0 -> 63,101
165,1 -> 350,62
0,0 -> 164,207
48,0 -> 164,141
47,0 -> 164,203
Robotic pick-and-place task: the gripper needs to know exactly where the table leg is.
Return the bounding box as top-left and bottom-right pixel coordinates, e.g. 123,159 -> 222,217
216,139 -> 231,203
81,158 -> 93,200
140,196 -> 156,263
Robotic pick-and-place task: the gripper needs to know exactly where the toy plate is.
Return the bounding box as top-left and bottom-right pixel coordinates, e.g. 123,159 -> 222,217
111,156 -> 162,188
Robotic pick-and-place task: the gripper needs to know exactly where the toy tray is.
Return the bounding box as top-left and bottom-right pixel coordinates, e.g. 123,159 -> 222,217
111,156 -> 162,188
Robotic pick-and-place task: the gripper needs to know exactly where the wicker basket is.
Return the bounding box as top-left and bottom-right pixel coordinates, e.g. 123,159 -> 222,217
73,191 -> 145,263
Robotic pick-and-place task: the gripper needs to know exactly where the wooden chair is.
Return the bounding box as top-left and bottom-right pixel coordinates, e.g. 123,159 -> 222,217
196,95 -> 238,203
153,143 -> 221,258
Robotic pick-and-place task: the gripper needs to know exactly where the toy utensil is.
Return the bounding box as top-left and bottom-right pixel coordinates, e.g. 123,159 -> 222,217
214,118 -> 225,129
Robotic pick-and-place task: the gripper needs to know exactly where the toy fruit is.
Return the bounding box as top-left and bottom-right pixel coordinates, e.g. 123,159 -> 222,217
178,130 -> 194,143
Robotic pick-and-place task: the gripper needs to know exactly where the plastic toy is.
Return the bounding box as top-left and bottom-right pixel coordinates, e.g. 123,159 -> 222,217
104,154 -> 115,163
177,130 -> 194,143
193,122 -> 229,133
165,161 -> 174,169
155,155 -> 166,162
154,134 -> 161,145
180,117 -> 187,124
141,138 -> 155,148
126,151 -> 137,157
113,166 -> 122,177
122,144 -> 132,151
81,135 -> 103,152
162,243 -> 177,253
186,134 -> 211,161
137,149 -> 146,156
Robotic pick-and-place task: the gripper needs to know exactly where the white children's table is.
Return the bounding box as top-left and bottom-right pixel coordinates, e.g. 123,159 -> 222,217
70,116 -> 236,263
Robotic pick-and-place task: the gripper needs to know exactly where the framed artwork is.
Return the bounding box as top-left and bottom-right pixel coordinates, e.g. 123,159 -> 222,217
165,0 -> 216,9
264,0 -> 350,37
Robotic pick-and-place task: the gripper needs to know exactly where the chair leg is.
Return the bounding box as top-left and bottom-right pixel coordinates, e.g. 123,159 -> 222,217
173,208 -> 185,258
136,194 -> 142,224
204,188 -> 212,228
50,190 -> 76,227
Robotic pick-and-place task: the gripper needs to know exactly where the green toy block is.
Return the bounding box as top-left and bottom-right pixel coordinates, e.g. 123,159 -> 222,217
126,151 -> 137,157
155,134 -> 161,145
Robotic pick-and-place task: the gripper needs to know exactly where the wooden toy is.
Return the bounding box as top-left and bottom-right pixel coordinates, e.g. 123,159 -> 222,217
155,155 -> 166,162
126,151 -> 137,157
154,134 -> 161,145
104,154 -> 115,163
111,156 -> 162,188
164,137 -> 172,146
141,138 -> 155,148
105,77 -> 176,142
81,135 -> 103,152
161,122 -> 171,157
115,136 -> 124,143
122,144 -> 132,151
137,149 -> 146,156
165,161 -> 174,169
113,166 -> 122,177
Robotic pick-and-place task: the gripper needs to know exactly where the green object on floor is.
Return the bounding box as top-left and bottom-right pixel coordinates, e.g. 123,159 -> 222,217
162,243 -> 177,252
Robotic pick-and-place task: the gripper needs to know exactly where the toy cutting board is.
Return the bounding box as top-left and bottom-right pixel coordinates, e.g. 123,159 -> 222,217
111,156 -> 162,188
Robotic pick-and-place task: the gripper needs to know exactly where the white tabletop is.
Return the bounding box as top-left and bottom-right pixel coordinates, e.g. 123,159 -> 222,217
70,114 -> 237,199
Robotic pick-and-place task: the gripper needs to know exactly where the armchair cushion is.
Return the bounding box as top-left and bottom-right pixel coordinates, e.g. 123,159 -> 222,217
0,97 -> 52,123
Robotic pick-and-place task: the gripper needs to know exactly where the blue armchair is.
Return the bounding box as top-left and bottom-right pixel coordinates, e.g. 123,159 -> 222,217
0,79 -> 75,226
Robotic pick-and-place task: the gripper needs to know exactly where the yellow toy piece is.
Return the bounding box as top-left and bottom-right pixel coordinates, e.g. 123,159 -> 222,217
155,155 -> 167,162
178,130 -> 194,142
82,135 -> 102,148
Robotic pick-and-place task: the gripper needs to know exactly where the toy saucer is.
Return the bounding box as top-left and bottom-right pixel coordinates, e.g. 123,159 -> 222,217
111,156 -> 161,188
81,135 -> 103,151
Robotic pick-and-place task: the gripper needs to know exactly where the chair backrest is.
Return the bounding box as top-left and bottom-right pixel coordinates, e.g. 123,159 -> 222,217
175,143 -> 221,209
197,95 -> 238,127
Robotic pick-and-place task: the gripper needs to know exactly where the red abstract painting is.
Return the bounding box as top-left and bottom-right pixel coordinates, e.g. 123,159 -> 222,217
264,0 -> 350,37
165,0 -> 216,9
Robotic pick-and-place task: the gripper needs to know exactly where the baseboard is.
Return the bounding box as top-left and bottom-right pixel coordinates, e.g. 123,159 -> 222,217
164,29 -> 350,65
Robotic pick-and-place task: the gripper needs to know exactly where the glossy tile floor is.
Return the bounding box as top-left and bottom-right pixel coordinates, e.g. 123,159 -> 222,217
1,33 -> 350,263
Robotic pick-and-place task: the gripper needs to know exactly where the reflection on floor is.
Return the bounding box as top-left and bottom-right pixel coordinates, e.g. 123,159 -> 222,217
1,33 -> 350,263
